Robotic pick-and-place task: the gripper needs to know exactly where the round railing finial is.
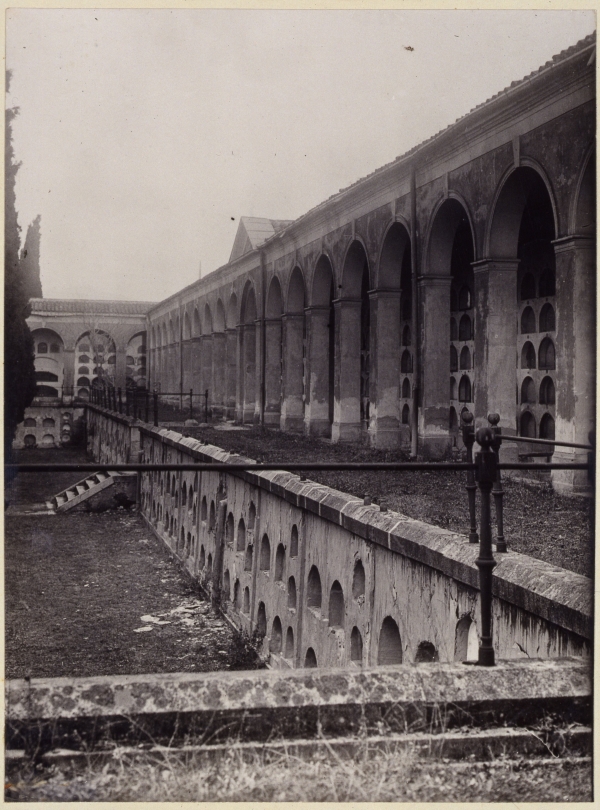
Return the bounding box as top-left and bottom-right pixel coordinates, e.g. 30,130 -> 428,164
487,413 -> 500,427
476,426 -> 494,449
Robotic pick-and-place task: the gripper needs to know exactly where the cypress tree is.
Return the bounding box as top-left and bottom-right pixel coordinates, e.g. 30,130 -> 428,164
20,214 -> 43,301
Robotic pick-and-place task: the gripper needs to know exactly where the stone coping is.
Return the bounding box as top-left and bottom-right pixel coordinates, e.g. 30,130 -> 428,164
136,424 -> 592,640
7,659 -> 590,721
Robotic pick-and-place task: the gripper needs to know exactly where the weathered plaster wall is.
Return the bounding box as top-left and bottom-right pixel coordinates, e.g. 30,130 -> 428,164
14,405 -> 85,449
88,407 -> 591,670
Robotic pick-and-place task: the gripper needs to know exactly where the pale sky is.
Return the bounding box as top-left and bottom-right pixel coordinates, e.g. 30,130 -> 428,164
6,8 -> 596,302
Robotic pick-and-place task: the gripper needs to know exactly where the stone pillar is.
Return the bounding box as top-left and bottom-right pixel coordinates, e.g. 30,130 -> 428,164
212,332 -> 227,419
114,346 -> 127,392
242,323 -> 256,423
368,289 -> 401,448
201,335 -> 213,409
473,260 -> 519,455
190,337 -> 202,400
552,236 -> 595,494
304,306 -> 331,437
181,340 -> 192,393
332,298 -> 362,443
264,318 -> 282,426
225,328 -> 237,419
254,318 -> 263,425
62,347 -> 76,403
281,313 -> 305,432
418,275 -> 452,458
235,325 -> 245,422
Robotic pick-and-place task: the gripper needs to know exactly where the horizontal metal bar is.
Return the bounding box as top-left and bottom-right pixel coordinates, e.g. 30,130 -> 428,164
500,435 -> 593,451
6,461 -> 590,473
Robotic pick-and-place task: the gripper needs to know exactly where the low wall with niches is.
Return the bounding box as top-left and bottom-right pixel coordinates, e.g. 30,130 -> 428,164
14,405 -> 85,449
87,407 -> 592,670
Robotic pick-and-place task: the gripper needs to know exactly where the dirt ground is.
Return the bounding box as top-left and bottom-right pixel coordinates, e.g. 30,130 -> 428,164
5,447 -> 256,680
183,423 -> 593,578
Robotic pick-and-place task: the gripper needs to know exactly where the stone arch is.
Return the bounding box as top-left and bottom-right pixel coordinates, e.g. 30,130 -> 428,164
226,292 -> 238,329
378,616 -> 402,665
225,512 -> 234,547
243,586 -> 250,614
202,303 -> 213,335
214,299 -> 226,332
539,375 -> 555,406
274,543 -> 285,582
521,376 -> 536,404
307,565 -> 322,610
338,240 -> 371,436
426,195 -> 476,277
257,602 -> 267,635
352,560 -> 365,599
270,616 -> 283,654
376,219 -> 410,289
286,265 -> 306,313
259,533 -> 271,571
193,307 -> 201,336
284,627 -> 294,659
287,576 -> 297,610
237,517 -> 246,551
328,580 -> 345,629
415,641 -> 439,662
521,306 -> 536,334
454,615 -> 478,662
351,626 -> 363,664
290,524 -> 299,557
244,543 -> 254,571
487,164 -> 558,259
183,311 -> 192,340
571,148 -> 595,236
540,412 -> 555,441
304,647 -> 317,668
520,410 -> 536,438
307,254 -> 335,437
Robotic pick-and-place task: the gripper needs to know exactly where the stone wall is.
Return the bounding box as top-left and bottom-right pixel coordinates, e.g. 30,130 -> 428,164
14,405 -> 85,449
87,406 -> 591,670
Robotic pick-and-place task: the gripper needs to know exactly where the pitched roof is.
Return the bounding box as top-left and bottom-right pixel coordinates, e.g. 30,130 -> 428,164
29,298 -> 156,316
229,217 -> 294,262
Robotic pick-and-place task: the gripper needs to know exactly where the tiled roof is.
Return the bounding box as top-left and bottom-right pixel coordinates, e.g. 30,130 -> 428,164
279,33 -> 596,232
229,217 -> 295,262
29,298 -> 156,316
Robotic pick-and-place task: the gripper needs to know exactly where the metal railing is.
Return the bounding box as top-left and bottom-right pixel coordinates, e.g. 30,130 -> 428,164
89,387 -> 212,425
7,422 -> 592,668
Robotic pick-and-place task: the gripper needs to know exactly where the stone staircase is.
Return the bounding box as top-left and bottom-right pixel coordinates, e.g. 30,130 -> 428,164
46,471 -> 133,513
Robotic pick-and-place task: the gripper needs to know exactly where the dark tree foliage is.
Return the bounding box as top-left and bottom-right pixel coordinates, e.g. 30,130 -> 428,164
5,104 -> 37,468
20,214 -> 43,300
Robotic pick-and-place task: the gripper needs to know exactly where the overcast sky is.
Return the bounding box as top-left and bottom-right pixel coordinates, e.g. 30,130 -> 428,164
7,8 -> 596,303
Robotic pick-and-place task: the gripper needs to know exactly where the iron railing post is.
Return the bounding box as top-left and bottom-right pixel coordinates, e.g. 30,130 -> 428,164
488,413 -> 506,552
474,426 -> 497,667
125,390 -> 130,417
461,411 -> 478,543
153,391 -> 159,427
118,388 -> 123,414
190,389 -> 193,421
145,391 -> 150,423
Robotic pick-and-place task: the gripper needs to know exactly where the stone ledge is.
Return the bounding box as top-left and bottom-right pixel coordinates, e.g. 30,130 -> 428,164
135,424 -> 592,640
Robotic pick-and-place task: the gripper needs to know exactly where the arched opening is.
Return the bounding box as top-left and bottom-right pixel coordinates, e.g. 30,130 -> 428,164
350,627 -> 363,664
459,346 -> 471,370
400,350 -> 413,374
257,602 -> 267,636
539,303 -> 555,333
201,497 -> 207,522
378,616 -> 403,665
248,502 -> 256,531
243,587 -> 250,614
270,617 -> 282,654
521,377 -> 536,404
307,565 -> 322,610
265,276 -> 283,426
539,413 -> 555,441
328,580 -> 345,629
521,306 -> 536,334
520,410 -> 536,438
539,376 -> 555,406
402,324 -> 411,346
454,616 -> 479,662
206,554 -> 212,576
199,545 -> 206,569
222,570 -> 230,601
304,648 -> 317,668
287,576 -> 297,610
274,543 -> 285,581
234,579 -> 241,610
450,345 -> 458,373
352,560 -> 365,599
237,518 -> 246,551
259,534 -> 271,571
402,405 -> 410,426
284,627 -> 294,659
338,240 -> 371,437
415,641 -> 439,663
208,501 -> 216,531
521,342 -> 536,369
225,512 -> 234,547
290,524 -> 299,557
538,338 -> 556,370
458,375 -> 472,403
244,544 -> 253,572
401,377 -> 411,399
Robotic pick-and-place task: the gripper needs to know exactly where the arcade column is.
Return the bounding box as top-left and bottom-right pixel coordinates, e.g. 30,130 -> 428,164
264,317 -> 282,427
303,305 -> 331,437
368,288 -> 401,448
332,297 -> 362,443
281,313 -> 305,432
